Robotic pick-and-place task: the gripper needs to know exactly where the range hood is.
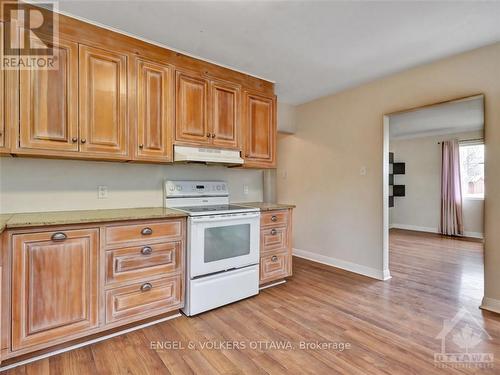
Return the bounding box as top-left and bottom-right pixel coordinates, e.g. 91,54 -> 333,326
174,145 -> 244,165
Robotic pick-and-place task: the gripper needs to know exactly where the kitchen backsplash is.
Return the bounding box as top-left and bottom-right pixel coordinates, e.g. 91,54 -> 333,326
0,157 -> 263,213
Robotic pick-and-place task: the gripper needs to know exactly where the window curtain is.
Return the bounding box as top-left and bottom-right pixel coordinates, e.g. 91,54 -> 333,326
440,139 -> 464,236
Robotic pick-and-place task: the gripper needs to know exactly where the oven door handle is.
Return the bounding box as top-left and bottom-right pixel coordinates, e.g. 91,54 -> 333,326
190,212 -> 260,223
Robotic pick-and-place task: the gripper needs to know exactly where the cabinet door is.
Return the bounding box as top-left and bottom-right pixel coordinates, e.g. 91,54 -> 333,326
136,58 -> 173,162
243,92 -> 276,167
12,228 -> 99,351
175,70 -> 210,145
19,37 -> 78,152
79,45 -> 128,157
210,80 -> 240,149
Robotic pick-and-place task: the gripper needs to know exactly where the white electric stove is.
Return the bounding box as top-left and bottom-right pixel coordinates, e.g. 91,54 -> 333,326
164,180 -> 260,316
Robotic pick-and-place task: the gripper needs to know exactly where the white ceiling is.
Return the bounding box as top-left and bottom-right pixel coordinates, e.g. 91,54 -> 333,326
48,1 -> 500,104
389,96 -> 484,140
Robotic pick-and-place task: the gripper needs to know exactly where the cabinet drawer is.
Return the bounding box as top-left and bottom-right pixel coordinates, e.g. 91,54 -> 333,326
106,276 -> 182,324
106,241 -> 183,285
261,210 -> 289,228
261,226 -> 288,254
104,220 -> 183,247
260,253 -> 289,284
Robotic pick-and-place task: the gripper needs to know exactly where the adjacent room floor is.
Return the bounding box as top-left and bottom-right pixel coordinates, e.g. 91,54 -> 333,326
5,230 -> 499,374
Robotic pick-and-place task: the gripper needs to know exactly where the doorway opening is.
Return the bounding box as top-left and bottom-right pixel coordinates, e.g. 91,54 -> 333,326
382,95 -> 485,302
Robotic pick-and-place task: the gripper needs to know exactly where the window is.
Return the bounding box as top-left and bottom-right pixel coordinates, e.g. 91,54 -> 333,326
459,143 -> 484,199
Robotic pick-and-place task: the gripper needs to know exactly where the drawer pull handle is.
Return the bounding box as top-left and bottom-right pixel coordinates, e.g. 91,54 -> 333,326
271,216 -> 278,222
271,229 -> 277,235
51,232 -> 67,241
141,283 -> 153,292
271,255 -> 278,262
141,227 -> 153,235
141,246 -> 153,255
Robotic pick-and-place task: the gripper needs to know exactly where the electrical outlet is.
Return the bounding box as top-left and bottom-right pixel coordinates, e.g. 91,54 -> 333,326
243,184 -> 249,195
98,185 -> 108,199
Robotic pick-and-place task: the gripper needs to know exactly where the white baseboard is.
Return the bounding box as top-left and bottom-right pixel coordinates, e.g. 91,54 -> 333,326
390,223 -> 439,233
464,231 -> 484,239
293,248 -> 390,281
390,223 -> 484,239
480,297 -> 500,314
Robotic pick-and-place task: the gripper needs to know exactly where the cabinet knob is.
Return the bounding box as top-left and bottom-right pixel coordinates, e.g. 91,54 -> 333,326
81,138 -> 86,144
271,255 -> 278,262
71,137 -> 78,143
139,144 -> 144,149
211,133 -> 216,138
140,282 -> 153,292
206,133 -> 211,138
141,246 -> 153,255
271,216 -> 277,222
271,229 -> 277,235
51,232 -> 67,241
141,227 -> 153,235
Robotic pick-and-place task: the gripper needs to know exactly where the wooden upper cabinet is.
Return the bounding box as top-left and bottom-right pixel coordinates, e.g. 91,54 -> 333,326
19,37 -> 79,152
135,58 -> 173,162
175,70 -> 210,145
79,45 -> 128,158
243,91 -> 276,167
11,228 -> 99,351
210,80 -> 240,149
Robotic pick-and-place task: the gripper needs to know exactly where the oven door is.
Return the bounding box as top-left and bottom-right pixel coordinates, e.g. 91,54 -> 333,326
188,212 -> 260,278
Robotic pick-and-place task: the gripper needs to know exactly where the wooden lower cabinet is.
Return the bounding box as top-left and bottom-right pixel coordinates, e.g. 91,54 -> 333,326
105,275 -> 182,324
2,217 -> 185,363
259,209 -> 293,286
11,228 -> 99,351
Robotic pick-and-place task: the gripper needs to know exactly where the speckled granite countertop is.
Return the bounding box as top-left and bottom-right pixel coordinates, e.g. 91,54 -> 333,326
0,207 -> 187,232
0,214 -> 13,233
236,202 -> 296,211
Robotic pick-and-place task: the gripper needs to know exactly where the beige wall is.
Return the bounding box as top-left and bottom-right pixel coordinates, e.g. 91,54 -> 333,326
277,42 -> 500,305
277,102 -> 297,134
390,131 -> 484,238
0,158 -> 263,213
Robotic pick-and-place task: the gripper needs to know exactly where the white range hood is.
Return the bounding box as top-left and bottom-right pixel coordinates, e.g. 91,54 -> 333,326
174,145 -> 244,165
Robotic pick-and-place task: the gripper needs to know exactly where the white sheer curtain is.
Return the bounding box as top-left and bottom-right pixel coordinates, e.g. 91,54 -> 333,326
440,139 -> 464,236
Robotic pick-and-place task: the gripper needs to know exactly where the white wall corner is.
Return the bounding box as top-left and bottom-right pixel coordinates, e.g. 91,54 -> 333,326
480,297 -> 500,315
293,248 -> 390,281
382,269 -> 392,280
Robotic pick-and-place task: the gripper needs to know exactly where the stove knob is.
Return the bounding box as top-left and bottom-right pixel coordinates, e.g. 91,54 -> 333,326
222,185 -> 226,191
176,185 -> 182,191
216,185 -> 221,191
169,186 -> 175,191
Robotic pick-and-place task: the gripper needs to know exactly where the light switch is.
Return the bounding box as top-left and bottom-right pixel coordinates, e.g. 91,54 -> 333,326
98,185 -> 108,199
243,185 -> 249,195
360,166 -> 367,176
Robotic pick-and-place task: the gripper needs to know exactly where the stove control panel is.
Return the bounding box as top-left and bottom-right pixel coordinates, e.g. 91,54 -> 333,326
165,180 -> 228,197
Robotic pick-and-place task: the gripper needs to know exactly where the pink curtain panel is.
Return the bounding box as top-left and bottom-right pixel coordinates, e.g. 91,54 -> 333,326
440,139 -> 464,236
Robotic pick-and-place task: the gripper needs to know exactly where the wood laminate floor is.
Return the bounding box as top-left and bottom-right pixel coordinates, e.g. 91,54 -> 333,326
5,229 -> 500,374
